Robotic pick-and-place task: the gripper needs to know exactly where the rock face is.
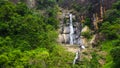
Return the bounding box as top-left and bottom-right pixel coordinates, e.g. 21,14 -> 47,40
58,34 -> 70,43
59,0 -> 117,30
58,12 -> 82,45
88,0 -> 117,30
63,27 -> 70,34
63,34 -> 70,43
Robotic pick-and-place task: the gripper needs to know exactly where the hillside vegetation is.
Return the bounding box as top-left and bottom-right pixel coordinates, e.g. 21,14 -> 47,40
0,0 -> 74,68
0,0 -> 120,68
99,1 -> 120,68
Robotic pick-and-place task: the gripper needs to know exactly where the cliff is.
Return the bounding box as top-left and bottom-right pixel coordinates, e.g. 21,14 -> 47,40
10,0 -> 117,30
59,0 -> 117,30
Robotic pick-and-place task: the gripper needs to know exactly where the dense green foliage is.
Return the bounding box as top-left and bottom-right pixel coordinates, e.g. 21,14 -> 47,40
0,0 -> 74,68
37,0 -> 57,9
0,1 -> 57,50
99,1 -> 120,68
110,47 -> 120,68
84,18 -> 91,27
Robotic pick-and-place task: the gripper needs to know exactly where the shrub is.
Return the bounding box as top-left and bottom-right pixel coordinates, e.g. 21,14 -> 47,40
104,9 -> 120,22
81,31 -> 91,39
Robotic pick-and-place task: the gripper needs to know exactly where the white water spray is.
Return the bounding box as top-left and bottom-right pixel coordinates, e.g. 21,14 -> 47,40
69,14 -> 74,45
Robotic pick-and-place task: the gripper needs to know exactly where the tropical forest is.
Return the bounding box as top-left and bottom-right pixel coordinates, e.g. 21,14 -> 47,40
0,0 -> 120,68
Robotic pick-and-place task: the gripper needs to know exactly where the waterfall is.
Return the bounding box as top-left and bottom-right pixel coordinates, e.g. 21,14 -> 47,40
69,14 -> 74,45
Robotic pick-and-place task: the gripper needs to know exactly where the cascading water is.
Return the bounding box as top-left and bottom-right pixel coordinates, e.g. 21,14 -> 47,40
58,12 -> 86,65
73,50 -> 80,65
69,14 -> 74,45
